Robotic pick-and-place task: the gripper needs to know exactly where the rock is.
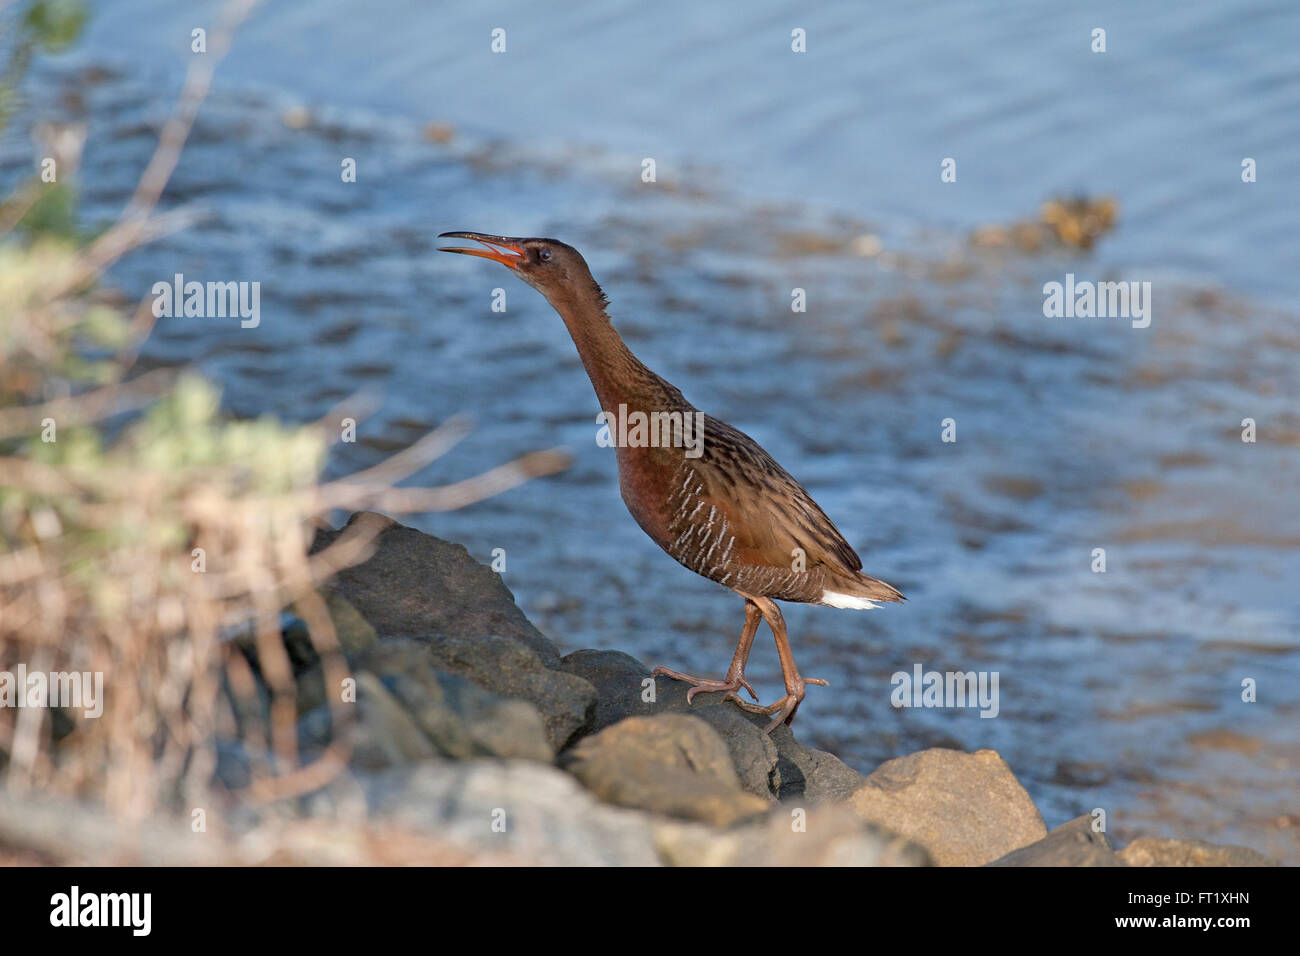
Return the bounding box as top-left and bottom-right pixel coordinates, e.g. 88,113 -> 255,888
347,637 -> 587,754
406,634 -> 596,751
559,648 -> 779,798
655,804 -> 932,867
300,657 -> 553,768
297,705 -> 333,761
562,714 -> 771,827
325,592 -> 378,653
214,740 -> 251,791
310,512 -> 562,666
353,759 -> 663,865
557,648 -> 734,725
381,668 -> 552,762
848,748 -> 1047,866
1118,837 -> 1280,867
988,814 -> 1122,866
349,671 -> 437,770
558,648 -> 661,732
768,723 -> 869,802
690,706 -> 779,800
294,662 -> 327,717
248,597 -> 374,718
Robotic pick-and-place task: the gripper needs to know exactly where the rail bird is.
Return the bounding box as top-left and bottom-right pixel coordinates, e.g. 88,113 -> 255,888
438,232 -> 903,731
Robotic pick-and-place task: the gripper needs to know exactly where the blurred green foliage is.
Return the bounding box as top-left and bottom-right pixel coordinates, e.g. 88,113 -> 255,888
18,176 -> 81,240
0,0 -> 326,572
0,241 -> 123,404
1,0 -> 90,128
0,0 -> 348,820
1,2 -> 89,241
22,0 -> 89,50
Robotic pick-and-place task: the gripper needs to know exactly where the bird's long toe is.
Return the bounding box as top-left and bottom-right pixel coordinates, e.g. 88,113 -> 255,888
724,691 -> 798,732
727,675 -> 828,733
652,665 -> 759,703
724,693 -> 782,715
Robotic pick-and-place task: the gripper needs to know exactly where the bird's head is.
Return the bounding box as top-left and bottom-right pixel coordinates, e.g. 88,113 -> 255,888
437,232 -> 603,310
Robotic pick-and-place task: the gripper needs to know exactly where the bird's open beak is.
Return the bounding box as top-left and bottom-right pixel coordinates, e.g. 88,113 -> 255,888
437,232 -> 526,269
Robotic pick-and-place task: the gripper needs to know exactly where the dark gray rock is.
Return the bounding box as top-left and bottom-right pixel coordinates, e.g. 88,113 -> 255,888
558,649 -> 660,732
561,714 -> 771,826
556,649 -> 849,805
766,723 -> 870,802
357,635 -> 594,752
349,671 -> 438,770
988,814 -> 1123,866
298,643 -> 554,766
558,648 -> 782,800
382,669 -> 552,762
690,706 -> 780,800
311,511 -> 562,666
557,648 -> 750,731
1118,837 -> 1279,867
236,596 -> 374,719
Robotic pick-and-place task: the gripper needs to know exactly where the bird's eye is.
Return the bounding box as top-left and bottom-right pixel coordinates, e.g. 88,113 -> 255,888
538,248 -> 553,262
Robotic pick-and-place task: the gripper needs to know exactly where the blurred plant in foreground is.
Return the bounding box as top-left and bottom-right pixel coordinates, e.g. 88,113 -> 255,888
0,0 -> 568,832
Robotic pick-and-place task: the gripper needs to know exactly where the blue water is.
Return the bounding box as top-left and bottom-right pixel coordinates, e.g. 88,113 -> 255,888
76,0 -> 1300,303
6,0 -> 1297,861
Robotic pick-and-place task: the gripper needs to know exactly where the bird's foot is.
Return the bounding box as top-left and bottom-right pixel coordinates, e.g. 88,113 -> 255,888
725,676 -> 828,733
651,665 -> 759,704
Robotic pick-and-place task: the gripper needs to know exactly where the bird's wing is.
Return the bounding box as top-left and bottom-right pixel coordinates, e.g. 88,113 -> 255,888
693,415 -> 863,574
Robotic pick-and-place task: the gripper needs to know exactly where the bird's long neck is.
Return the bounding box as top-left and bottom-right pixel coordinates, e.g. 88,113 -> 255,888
551,290 -> 687,412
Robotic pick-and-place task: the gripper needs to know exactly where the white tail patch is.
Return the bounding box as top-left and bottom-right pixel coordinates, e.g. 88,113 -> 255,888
821,590 -> 881,610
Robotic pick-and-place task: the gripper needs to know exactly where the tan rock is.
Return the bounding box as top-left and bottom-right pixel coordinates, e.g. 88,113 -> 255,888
1118,837 -> 1278,867
848,748 -> 1046,866
563,714 -> 770,827
655,804 -> 931,867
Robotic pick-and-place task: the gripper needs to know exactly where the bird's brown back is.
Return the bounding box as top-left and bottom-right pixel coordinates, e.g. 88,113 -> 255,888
612,392 -> 879,604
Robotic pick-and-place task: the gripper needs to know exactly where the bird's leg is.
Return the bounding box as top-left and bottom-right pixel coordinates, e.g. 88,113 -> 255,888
653,599 -> 762,703
726,597 -> 828,733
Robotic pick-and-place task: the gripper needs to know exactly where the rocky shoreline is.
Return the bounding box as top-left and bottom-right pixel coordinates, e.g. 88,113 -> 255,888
220,511 -> 1273,867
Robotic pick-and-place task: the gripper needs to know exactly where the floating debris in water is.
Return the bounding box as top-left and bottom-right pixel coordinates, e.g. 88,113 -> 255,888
423,121 -> 456,144
281,105 -> 313,129
851,233 -> 884,257
971,195 -> 1119,252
